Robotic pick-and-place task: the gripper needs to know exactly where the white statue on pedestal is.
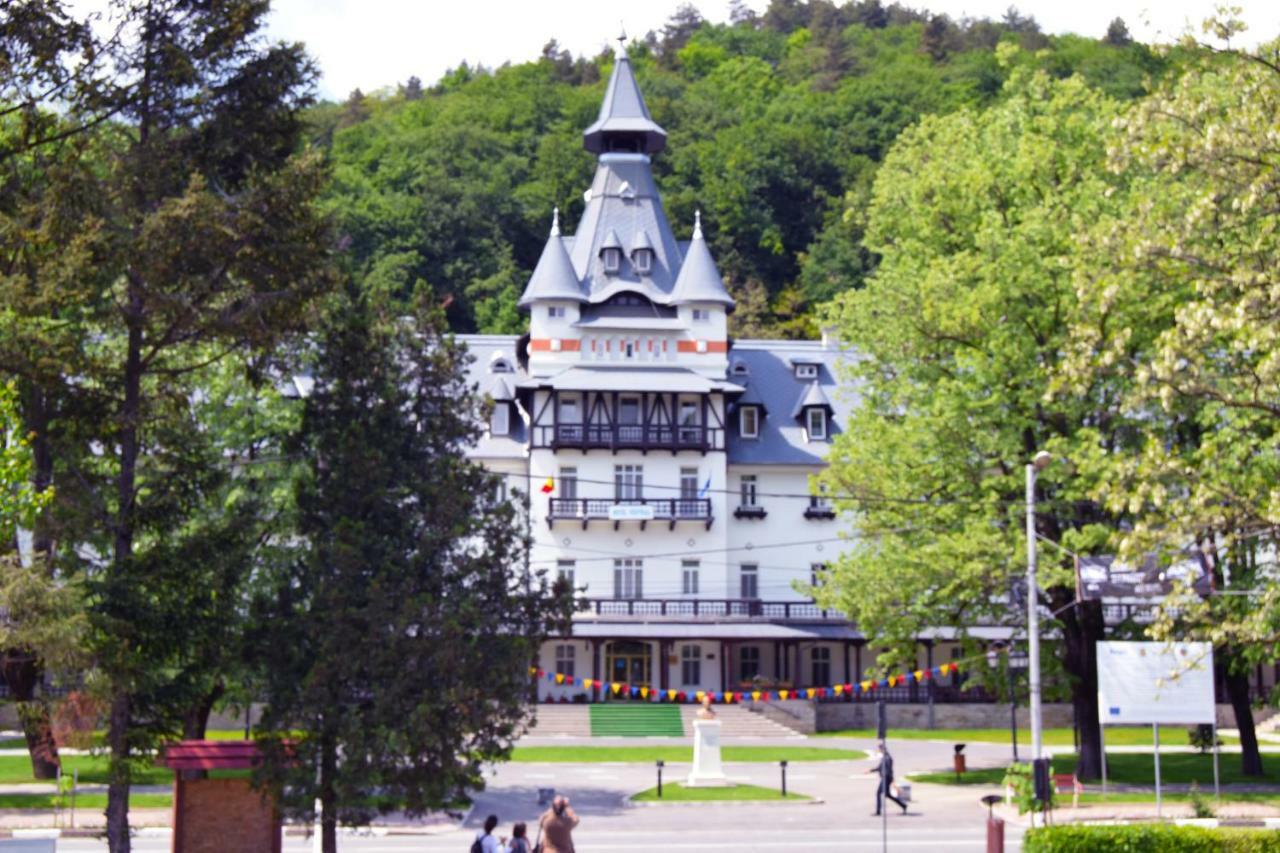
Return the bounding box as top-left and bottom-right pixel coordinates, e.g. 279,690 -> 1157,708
686,696 -> 730,787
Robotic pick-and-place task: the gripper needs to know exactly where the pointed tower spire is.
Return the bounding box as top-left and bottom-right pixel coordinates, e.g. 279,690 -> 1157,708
582,48 -> 667,155
671,210 -> 734,310
518,209 -> 585,308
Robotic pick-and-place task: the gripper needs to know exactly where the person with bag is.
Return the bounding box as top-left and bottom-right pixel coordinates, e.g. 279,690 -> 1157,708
471,814 -> 505,853
537,794 -> 579,853
867,742 -> 908,816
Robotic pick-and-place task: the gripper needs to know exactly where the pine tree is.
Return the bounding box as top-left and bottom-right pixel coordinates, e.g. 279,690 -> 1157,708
1,2 -> 333,848
252,285 -> 572,853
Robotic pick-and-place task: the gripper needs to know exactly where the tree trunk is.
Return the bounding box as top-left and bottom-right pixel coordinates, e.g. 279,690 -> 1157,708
105,689 -> 132,853
1223,658 -> 1264,777
0,651 -> 59,779
1053,592 -> 1105,780
179,683 -> 225,781
321,735 -> 338,853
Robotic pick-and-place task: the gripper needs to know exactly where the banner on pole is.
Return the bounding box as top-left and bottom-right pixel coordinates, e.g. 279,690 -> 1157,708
1096,641 -> 1215,725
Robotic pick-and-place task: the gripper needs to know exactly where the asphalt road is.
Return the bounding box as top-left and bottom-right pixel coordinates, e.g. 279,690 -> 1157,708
53,736 -> 1027,852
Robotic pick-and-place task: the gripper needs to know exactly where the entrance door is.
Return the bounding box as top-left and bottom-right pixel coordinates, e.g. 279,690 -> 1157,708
605,641 -> 652,697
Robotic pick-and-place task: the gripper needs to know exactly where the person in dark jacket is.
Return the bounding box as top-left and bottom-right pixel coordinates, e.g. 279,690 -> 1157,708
868,742 -> 908,815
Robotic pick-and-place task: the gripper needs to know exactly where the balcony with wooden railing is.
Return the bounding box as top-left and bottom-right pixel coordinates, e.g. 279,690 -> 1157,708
533,423 -> 724,453
548,498 -> 713,530
578,597 -> 842,620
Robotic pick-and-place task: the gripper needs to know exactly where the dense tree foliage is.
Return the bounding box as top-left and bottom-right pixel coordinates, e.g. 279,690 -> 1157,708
251,285 -> 572,853
312,1 -> 1170,336
1059,34 -> 1280,775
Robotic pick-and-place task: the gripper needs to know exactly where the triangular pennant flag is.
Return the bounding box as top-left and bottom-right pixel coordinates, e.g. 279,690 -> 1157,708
938,663 -> 951,676
545,672 -> 556,682
833,684 -> 844,695
861,680 -> 874,692
540,476 -> 554,494
555,673 -> 565,685
528,666 -> 538,675
630,686 -> 640,697
735,692 -> 744,703
611,682 -> 621,695
778,690 -> 789,700
887,675 -> 897,688
537,669 -> 546,678
806,688 -> 816,699
761,691 -> 772,701
914,670 -> 925,682
817,687 -> 827,698
667,689 -> 677,701
677,691 -> 687,702
695,691 -> 706,703
878,678 -> 889,688
640,687 -> 649,699
843,683 -> 853,694
751,690 -> 762,702
565,675 -> 576,685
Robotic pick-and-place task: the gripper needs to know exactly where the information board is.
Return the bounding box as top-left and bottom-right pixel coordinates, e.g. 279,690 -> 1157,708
1096,641 -> 1215,725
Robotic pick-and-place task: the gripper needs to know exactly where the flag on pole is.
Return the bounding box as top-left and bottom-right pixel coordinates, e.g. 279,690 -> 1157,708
540,476 -> 554,494
698,476 -> 711,497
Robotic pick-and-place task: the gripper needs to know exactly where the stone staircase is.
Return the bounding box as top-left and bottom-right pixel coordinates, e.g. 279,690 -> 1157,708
680,705 -> 805,738
522,703 -> 805,739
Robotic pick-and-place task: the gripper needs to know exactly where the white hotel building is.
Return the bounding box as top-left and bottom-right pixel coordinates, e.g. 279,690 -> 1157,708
461,52 -> 967,703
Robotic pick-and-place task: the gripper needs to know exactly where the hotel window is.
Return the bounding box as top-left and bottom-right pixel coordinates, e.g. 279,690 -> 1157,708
559,467 -> 578,501
739,646 -> 761,681
740,475 -> 758,507
806,408 -> 828,441
619,396 -> 641,424
614,465 -> 643,500
692,308 -> 710,322
680,468 -> 699,500
795,363 -> 818,380
554,644 -> 575,678
556,560 -> 576,587
811,647 -> 831,687
740,564 -> 759,600
682,560 -> 700,595
547,305 -> 567,319
810,563 -> 827,592
602,247 -> 621,274
633,248 -> 653,275
681,645 -> 702,685
614,558 -> 643,600
739,405 -> 759,439
490,403 -> 509,437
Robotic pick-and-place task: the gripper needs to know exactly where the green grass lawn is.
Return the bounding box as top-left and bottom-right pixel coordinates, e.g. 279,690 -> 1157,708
510,746 -> 864,763
0,754 -> 170,786
815,727 -> 1168,747
632,783 -> 810,802
910,751 -> 1280,787
0,792 -> 171,810
1075,792 -> 1280,805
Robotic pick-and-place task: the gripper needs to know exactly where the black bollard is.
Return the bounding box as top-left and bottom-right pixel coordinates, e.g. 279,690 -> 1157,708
780,760 -> 788,797
657,759 -> 664,798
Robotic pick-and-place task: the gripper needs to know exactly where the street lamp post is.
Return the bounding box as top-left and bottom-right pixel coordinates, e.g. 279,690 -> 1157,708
1026,451 -> 1051,762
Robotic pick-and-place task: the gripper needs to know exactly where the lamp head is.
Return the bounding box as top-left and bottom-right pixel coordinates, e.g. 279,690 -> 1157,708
1032,450 -> 1052,471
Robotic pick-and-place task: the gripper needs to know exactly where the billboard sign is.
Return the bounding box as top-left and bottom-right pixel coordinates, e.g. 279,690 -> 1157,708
1097,641 -> 1215,726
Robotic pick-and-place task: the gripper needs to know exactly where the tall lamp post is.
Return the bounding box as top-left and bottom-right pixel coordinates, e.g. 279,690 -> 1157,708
1026,450 -> 1052,762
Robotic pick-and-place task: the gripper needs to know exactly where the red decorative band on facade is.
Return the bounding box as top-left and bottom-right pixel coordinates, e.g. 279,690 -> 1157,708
676,340 -> 728,353
529,338 -> 582,352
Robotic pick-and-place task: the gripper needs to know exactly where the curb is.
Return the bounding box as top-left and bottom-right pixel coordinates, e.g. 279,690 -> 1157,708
628,797 -> 824,807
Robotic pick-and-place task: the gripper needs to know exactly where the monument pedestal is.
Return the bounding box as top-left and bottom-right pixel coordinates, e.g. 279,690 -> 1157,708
686,719 -> 731,787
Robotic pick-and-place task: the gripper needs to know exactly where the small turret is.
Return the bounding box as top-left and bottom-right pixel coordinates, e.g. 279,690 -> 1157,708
671,212 -> 735,310
518,209 -> 586,309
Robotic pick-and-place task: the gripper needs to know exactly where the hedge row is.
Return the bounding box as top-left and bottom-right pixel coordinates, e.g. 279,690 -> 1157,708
1024,826 -> 1280,852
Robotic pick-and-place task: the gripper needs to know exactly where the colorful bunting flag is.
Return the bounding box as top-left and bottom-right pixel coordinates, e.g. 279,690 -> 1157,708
540,476 -> 555,494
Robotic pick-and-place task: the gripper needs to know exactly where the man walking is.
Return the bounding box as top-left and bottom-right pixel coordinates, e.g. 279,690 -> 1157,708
869,741 -> 908,816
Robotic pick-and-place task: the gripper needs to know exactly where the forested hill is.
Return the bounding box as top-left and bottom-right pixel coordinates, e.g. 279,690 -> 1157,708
309,1 -> 1171,338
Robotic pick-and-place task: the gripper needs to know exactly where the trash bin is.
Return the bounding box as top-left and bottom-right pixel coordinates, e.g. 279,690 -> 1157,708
986,816 -> 1004,853
954,743 -> 967,775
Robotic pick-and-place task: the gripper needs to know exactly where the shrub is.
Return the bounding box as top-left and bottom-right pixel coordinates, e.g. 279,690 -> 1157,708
1189,725 -> 1223,754
1188,781 -> 1215,819
1002,761 -> 1053,815
1025,825 -> 1280,852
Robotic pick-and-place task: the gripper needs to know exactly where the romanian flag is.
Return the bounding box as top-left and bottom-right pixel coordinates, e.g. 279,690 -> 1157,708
540,476 -> 555,494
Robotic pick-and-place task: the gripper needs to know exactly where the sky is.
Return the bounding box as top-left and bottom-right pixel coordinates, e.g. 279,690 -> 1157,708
260,0 -> 1279,99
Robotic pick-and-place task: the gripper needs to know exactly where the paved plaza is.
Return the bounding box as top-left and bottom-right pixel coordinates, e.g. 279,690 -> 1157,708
49,734 -> 1027,852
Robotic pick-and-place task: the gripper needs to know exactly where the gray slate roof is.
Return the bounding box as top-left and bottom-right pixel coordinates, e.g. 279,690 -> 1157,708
519,48 -> 734,311
456,335 -> 856,467
790,380 -> 834,418
518,214 -> 587,307
582,55 -> 667,154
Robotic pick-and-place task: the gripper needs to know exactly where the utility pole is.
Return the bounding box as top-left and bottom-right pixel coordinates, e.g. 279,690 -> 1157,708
1026,451 -> 1051,762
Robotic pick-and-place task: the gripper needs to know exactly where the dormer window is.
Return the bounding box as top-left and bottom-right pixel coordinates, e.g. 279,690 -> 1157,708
730,360 -> 749,377
795,363 -> 818,380
633,248 -> 652,275
692,308 -> 710,322
547,306 -> 567,319
806,408 -> 827,441
490,358 -> 512,374
740,405 -> 759,439
602,247 -> 621,274
490,403 -> 510,437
